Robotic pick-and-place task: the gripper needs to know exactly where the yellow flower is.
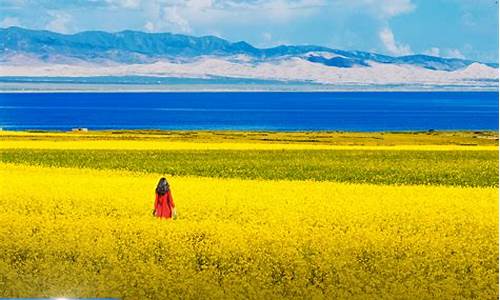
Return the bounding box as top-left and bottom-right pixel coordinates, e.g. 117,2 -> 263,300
0,163 -> 497,299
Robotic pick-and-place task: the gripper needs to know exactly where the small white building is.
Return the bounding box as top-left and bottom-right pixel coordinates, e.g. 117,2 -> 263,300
71,128 -> 88,132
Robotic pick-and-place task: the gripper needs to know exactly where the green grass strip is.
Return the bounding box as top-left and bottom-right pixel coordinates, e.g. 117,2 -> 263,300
1,149 -> 497,187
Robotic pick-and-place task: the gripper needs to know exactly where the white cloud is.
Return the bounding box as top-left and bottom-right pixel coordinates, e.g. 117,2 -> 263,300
137,0 -> 325,34
144,21 -> 155,32
378,27 -> 412,56
211,0 -> 325,10
445,49 -> 466,59
0,16 -> 21,28
45,11 -> 72,33
105,0 -> 141,8
258,31 -> 289,47
424,47 -> 441,57
378,0 -> 415,18
461,11 -> 476,27
122,0 -> 141,8
337,0 -> 415,19
186,0 -> 213,10
162,6 -> 192,33
262,32 -> 272,42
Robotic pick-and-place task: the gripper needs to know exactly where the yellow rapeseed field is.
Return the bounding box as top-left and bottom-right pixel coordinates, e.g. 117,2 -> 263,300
0,163 -> 497,299
0,139 -> 497,151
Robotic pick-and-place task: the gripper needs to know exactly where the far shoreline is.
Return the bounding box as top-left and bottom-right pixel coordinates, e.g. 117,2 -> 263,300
0,82 -> 498,93
1,129 -> 497,147
1,89 -> 498,93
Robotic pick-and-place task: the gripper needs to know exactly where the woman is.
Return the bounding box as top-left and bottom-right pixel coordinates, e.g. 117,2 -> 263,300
153,177 -> 177,219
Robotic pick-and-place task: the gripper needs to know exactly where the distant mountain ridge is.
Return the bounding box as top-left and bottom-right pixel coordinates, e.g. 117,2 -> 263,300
1,27 -> 498,90
1,26 -> 497,71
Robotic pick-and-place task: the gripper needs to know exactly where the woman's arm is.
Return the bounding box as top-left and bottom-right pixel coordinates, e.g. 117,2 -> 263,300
168,191 -> 177,219
169,191 -> 175,208
153,193 -> 158,216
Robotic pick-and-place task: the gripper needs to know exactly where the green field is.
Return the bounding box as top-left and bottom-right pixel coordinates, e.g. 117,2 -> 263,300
1,148 -> 497,187
1,130 -> 499,145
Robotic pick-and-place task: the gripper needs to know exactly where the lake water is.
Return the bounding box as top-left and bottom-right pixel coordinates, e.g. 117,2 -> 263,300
0,92 -> 498,131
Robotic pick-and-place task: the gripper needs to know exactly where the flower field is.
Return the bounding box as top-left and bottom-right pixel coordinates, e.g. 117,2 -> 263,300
0,131 -> 498,299
0,148 -> 498,186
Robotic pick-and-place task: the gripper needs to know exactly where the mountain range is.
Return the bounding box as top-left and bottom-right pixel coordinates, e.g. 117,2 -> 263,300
1,27 -> 498,90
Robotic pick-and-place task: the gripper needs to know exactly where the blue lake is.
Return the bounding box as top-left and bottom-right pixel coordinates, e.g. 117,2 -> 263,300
0,92 -> 498,131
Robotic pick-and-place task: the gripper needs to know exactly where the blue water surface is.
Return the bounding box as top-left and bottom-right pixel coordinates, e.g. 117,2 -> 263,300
0,92 -> 497,131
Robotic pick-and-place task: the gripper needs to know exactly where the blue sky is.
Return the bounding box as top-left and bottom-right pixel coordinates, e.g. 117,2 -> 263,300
1,0 -> 498,62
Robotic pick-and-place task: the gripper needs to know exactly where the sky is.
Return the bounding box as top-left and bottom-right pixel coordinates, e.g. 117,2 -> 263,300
0,0 -> 498,62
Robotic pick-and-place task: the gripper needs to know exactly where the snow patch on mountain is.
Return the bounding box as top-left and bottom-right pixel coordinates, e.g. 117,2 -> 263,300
1,56 -> 498,88
303,52 -> 340,59
456,63 -> 499,79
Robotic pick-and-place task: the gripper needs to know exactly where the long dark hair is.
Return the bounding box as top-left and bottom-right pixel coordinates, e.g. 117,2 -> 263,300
156,177 -> 170,196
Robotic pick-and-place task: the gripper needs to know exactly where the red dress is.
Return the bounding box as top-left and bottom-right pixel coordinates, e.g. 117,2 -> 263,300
154,191 -> 175,219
